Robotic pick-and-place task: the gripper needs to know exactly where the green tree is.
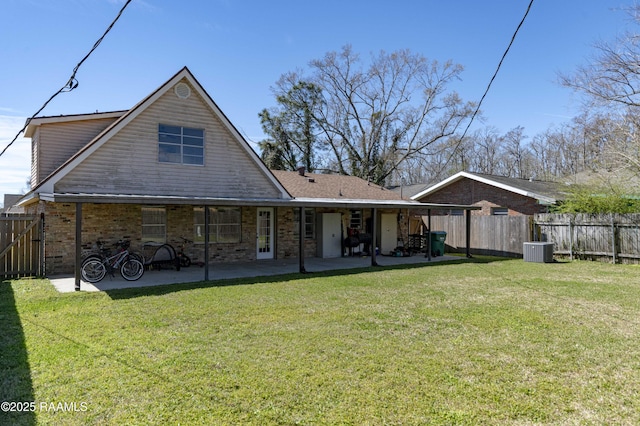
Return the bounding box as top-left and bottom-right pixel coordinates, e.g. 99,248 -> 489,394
258,80 -> 322,171
554,185 -> 640,214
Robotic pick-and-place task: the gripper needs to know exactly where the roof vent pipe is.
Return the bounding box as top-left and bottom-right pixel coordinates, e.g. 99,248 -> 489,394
297,166 -> 306,176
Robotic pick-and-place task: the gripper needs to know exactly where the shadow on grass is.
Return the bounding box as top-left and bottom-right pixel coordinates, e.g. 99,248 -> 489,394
0,280 -> 36,426
105,255 -> 511,300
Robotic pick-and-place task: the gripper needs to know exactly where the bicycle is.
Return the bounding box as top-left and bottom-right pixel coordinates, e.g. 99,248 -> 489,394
81,240 -> 144,283
176,237 -> 192,267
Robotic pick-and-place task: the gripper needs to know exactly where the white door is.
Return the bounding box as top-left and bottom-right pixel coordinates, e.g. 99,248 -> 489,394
319,213 -> 342,258
257,208 -> 274,259
380,214 -> 398,255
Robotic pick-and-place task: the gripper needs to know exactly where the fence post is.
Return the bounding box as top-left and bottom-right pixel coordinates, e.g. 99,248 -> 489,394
569,216 -> 574,261
611,215 -> 617,264
39,213 -> 45,277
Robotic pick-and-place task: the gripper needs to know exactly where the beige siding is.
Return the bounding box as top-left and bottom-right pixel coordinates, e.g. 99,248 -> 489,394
56,80 -> 282,199
31,132 -> 39,187
34,118 -> 118,185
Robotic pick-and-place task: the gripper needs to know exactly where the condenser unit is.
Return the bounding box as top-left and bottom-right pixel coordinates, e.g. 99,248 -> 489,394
523,242 -> 554,263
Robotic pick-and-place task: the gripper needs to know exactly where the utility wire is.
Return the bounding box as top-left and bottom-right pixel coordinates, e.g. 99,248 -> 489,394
0,0 -> 133,158
444,0 -> 534,168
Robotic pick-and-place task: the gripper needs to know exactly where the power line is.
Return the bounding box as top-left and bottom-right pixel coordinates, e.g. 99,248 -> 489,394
445,0 -> 535,167
0,0 -> 133,159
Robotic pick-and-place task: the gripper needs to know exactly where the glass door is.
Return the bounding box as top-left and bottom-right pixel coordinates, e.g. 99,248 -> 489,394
256,208 -> 274,259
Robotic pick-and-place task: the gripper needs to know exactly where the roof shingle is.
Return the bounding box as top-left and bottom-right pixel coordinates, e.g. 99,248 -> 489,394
271,170 -> 403,201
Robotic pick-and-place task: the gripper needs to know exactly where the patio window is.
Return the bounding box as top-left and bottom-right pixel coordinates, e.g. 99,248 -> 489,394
350,209 -> 362,230
158,124 -> 204,165
142,206 -> 166,243
194,207 -> 241,243
293,208 -> 316,239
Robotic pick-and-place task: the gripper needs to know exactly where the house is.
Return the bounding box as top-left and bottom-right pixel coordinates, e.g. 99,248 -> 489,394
16,67 -> 478,285
2,194 -> 25,214
410,171 -> 567,216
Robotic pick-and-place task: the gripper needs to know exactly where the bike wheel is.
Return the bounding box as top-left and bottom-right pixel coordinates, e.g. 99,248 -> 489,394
120,258 -> 144,281
81,259 -> 106,283
180,254 -> 191,267
82,254 -> 102,266
129,251 -> 145,265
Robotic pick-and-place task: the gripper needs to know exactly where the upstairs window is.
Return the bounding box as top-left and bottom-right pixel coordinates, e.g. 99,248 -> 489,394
158,124 -> 204,165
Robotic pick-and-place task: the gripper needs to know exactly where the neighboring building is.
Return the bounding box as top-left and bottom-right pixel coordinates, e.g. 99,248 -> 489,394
2,194 -> 25,214
411,171 -> 567,216
15,67 -> 473,276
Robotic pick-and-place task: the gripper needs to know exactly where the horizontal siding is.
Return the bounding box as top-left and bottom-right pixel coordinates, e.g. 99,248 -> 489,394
31,134 -> 38,187
56,79 -> 282,199
36,118 -> 118,185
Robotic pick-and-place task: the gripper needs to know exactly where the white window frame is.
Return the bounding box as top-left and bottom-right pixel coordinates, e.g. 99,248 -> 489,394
158,124 -> 204,165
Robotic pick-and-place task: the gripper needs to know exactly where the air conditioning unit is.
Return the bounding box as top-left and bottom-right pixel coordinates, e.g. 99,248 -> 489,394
523,242 -> 554,263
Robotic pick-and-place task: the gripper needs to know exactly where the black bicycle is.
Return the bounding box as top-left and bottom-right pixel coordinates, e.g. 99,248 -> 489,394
81,240 -> 144,283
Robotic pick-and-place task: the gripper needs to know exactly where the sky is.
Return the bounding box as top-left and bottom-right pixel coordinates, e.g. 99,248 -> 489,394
0,0 -> 633,204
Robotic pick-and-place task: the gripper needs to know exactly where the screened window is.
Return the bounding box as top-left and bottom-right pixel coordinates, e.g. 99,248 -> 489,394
194,207 -> 241,243
142,206 -> 166,243
158,124 -> 204,165
293,208 -> 316,239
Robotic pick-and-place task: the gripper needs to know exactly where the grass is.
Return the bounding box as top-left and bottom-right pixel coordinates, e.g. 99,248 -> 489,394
2,257 -> 640,425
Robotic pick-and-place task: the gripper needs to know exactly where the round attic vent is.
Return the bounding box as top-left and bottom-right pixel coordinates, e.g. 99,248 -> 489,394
174,82 -> 191,99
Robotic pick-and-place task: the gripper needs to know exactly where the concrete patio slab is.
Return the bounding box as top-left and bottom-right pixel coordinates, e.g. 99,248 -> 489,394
48,254 -> 460,293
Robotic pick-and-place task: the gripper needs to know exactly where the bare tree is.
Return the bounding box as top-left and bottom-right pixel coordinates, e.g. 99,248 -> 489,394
559,5 -> 640,178
264,45 -> 476,185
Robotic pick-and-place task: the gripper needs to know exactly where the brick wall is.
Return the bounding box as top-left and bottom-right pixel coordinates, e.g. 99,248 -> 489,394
419,178 -> 548,216
29,201 -> 409,275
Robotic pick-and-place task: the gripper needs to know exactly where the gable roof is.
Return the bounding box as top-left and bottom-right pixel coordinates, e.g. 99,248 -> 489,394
24,111 -> 127,138
26,67 -> 290,199
411,171 -> 566,205
271,170 -> 403,201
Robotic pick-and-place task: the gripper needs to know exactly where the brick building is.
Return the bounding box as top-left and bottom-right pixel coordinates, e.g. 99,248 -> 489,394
410,171 -> 567,216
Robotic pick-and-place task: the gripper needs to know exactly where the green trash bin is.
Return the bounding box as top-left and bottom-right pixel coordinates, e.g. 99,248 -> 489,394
430,231 -> 447,256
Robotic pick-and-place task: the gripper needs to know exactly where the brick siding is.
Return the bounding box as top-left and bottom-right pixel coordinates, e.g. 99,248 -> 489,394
419,179 -> 548,216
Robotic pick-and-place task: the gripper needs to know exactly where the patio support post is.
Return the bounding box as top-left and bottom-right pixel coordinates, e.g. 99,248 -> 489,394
466,208 -> 472,258
427,209 -> 432,261
371,208 -> 378,266
204,206 -> 210,281
299,206 -> 306,273
75,202 -> 82,291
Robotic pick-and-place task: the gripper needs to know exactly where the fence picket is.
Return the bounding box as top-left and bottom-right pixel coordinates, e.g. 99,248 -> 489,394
0,214 -> 43,278
535,213 -> 640,263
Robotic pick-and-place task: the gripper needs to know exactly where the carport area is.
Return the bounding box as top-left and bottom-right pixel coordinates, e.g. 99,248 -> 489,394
49,253 -> 459,293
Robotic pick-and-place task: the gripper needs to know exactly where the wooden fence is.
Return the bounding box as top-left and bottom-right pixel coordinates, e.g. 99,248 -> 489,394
0,214 -> 44,279
535,213 -> 640,263
429,215 -> 533,258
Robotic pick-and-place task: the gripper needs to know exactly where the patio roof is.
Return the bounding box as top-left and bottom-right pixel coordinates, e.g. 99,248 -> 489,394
23,192 -> 481,211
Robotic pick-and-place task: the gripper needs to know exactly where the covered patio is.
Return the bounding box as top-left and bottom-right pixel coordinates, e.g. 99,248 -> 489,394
50,253 -> 461,293
45,194 -> 480,292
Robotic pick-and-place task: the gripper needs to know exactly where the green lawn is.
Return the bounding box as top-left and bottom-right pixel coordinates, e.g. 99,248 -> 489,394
2,257 -> 640,425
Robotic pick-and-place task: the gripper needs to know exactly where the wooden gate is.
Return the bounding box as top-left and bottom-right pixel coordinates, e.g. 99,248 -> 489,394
0,214 -> 44,279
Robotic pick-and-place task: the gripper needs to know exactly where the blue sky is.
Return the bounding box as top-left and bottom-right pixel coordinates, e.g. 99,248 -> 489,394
0,0 -> 632,202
